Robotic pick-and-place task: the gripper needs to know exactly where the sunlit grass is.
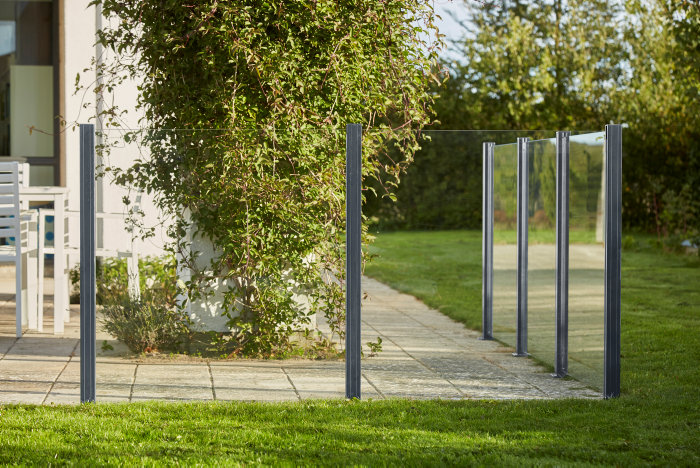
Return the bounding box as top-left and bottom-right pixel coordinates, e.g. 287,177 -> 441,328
0,231 -> 698,465
494,228 -> 597,244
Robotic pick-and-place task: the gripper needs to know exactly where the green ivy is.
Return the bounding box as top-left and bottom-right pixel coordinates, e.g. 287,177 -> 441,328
87,1 -> 444,356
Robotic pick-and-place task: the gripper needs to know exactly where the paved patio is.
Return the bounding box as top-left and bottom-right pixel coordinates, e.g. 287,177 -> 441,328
0,271 -> 600,404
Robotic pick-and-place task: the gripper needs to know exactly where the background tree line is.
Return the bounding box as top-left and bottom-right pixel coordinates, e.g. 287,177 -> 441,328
367,0 -> 700,246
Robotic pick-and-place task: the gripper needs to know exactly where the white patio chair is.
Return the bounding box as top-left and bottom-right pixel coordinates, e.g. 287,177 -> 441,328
18,162 -> 29,186
36,209 -> 141,332
0,162 -> 39,337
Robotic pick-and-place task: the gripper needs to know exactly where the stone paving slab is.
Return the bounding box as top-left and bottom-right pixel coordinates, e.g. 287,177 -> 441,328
210,365 -> 295,402
0,276 -> 601,404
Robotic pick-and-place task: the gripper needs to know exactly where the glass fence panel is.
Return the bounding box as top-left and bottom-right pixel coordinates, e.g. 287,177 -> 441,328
492,141 -> 518,348
366,130 -> 487,398
368,130 -> 567,397
9,126 -> 607,403
568,131 -> 606,391
87,127 -> 349,402
527,138 -> 557,369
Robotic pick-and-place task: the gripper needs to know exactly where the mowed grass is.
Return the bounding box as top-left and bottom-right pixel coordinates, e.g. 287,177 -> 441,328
4,396 -> 693,466
0,231 -> 698,466
365,230 -> 700,461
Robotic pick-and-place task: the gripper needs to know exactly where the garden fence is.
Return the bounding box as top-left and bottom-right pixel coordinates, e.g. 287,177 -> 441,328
75,125 -> 621,402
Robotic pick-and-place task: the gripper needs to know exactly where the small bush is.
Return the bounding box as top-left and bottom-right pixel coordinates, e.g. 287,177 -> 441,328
70,255 -> 188,354
531,209 -> 553,229
622,235 -> 640,251
101,295 -> 189,354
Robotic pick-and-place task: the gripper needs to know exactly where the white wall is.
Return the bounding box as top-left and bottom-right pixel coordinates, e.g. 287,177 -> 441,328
60,4 -> 318,332
63,1 -> 169,267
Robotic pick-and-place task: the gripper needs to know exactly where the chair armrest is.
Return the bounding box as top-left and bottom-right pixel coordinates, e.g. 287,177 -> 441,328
20,210 -> 37,222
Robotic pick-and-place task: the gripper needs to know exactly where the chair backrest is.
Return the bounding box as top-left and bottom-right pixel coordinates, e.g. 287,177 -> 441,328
0,162 -> 20,242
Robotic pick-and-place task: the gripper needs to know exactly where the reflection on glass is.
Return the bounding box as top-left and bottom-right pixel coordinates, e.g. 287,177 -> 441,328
568,131 -> 605,390
490,132 -> 606,394
492,142 -> 517,346
527,139 -> 557,369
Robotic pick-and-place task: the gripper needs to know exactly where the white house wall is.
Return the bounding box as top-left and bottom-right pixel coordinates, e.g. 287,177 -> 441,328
63,1 -> 169,268
60,3 -> 316,333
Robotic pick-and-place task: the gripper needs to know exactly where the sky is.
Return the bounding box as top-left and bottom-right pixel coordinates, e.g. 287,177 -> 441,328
434,0 -> 471,63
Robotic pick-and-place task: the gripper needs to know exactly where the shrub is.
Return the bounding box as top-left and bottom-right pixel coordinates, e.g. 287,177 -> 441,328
72,256 -> 187,353
100,256 -> 185,353
101,294 -> 189,354
70,256 -> 178,305
89,0 -> 444,356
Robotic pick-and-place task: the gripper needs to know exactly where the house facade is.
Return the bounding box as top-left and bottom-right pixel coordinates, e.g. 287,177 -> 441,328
2,1 -> 309,333
1,0 -> 166,262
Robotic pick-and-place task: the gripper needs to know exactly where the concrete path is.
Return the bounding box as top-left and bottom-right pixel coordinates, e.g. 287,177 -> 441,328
0,275 -> 600,404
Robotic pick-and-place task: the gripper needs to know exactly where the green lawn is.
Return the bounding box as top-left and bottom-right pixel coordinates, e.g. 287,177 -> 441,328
1,231 -> 699,466
494,228 -> 599,244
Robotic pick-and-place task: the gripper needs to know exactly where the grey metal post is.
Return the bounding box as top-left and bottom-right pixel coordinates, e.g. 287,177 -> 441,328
80,124 -> 96,403
604,124 -> 622,398
345,123 -> 362,399
554,131 -> 570,377
514,137 -> 529,357
481,142 -> 495,340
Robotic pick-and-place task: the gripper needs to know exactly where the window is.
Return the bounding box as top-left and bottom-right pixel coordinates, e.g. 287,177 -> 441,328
0,0 -> 55,186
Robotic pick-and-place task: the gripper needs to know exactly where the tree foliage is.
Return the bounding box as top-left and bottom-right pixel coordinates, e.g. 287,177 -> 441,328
371,0 -> 700,244
90,0 -> 443,355
445,0 -> 625,130
620,0 -> 700,242
367,0 -> 623,230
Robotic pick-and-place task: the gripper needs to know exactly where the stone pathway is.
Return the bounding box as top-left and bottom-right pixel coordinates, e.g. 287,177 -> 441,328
0,276 -> 600,404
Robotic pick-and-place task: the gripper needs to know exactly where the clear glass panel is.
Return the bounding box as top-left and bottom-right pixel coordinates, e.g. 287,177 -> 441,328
492,141 -> 518,348
491,131 -> 557,353
568,131 -> 605,390
87,127 -> 350,402
526,138 -> 557,371
366,130 -> 493,398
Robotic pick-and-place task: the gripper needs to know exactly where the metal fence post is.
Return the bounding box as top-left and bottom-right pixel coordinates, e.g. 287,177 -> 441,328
80,124 -> 96,403
554,131 -> 570,377
604,124 -> 622,398
345,123 -> 362,399
481,142 -> 495,340
514,137 -> 529,357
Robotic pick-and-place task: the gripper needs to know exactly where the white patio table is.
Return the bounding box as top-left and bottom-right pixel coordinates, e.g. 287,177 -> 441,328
19,186 -> 69,334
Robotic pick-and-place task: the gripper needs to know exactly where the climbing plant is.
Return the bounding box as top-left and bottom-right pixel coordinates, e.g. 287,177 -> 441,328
87,0 -> 444,356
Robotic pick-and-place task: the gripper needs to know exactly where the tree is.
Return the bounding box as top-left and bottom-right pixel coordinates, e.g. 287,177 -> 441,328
90,0 -> 443,355
446,0 -> 625,130
366,0 -> 626,230
380,0 -> 700,243
620,0 -> 700,241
